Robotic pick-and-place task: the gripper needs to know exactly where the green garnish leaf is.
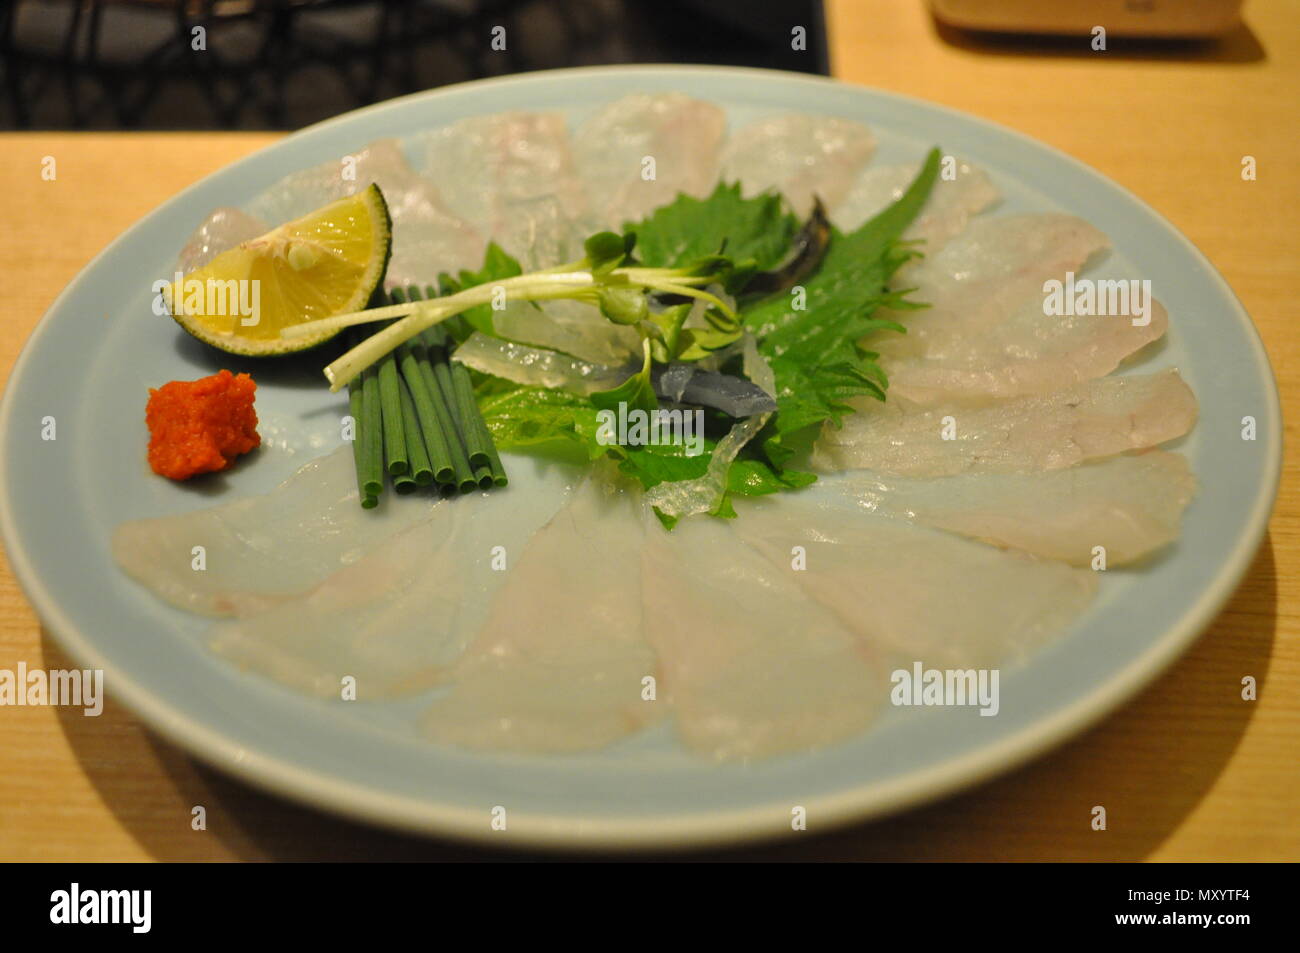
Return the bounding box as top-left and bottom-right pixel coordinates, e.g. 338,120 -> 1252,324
584,231 -> 635,275
629,182 -> 799,276
477,382 -> 606,462
590,340 -> 657,414
438,242 -> 523,338
743,147 -> 941,466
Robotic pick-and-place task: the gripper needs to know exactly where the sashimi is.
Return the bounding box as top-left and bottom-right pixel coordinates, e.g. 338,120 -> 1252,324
734,495 -> 1097,670
112,446 -> 437,617
489,298 -> 642,367
642,513 -> 882,760
834,157 -> 999,251
814,369 -> 1197,476
452,331 -> 630,395
883,296 -> 1170,405
870,212 -> 1111,363
573,93 -> 726,228
408,112 -> 585,268
719,114 -> 876,215
420,473 -> 659,753
824,451 -> 1195,566
174,207 -> 268,276
206,462 -> 578,699
243,138 -> 484,284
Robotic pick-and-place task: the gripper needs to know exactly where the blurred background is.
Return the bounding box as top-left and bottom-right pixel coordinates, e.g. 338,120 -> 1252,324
0,0 -> 829,129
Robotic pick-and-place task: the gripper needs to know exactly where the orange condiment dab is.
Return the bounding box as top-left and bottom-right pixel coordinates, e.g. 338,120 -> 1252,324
146,369 -> 260,480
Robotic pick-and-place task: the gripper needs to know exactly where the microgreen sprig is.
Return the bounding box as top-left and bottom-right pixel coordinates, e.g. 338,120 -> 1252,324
283,230 -> 739,392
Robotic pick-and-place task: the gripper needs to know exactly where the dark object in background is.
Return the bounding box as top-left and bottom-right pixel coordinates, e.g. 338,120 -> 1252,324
0,0 -> 828,130
929,0 -> 1245,38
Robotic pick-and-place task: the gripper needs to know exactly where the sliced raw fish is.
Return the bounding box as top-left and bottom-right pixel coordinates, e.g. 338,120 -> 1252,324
573,93 -> 726,229
825,451 -> 1195,566
815,369 -> 1197,476
871,212 -> 1111,363
244,138 -> 484,285
490,298 -> 642,366
883,296 -> 1170,405
833,157 -> 999,250
452,332 -> 630,394
420,473 -> 660,753
112,446 -> 439,617
174,207 -> 268,276
207,463 -> 578,700
857,212 -> 1167,404
641,513 -> 883,760
733,495 -> 1097,670
719,114 -> 876,216
408,112 -> 585,267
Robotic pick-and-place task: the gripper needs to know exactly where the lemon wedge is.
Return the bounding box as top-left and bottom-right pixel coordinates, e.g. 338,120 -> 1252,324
166,184 -> 391,356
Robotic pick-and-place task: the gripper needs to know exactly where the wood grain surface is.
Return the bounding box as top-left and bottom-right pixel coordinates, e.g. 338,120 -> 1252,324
0,1 -> 1295,860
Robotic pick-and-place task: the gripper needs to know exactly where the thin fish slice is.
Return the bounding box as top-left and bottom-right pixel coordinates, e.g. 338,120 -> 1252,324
815,369 -> 1198,476
573,93 -> 726,228
719,114 -> 876,216
641,513 -> 883,761
489,298 -> 643,367
420,474 -> 659,753
452,332 -> 631,395
884,296 -> 1170,405
734,495 -> 1098,671
833,157 -> 1000,251
408,111 -> 586,267
870,212 -> 1112,363
174,207 -> 269,276
825,451 -> 1196,567
112,446 -> 438,617
207,463 -> 578,699
244,138 -> 485,285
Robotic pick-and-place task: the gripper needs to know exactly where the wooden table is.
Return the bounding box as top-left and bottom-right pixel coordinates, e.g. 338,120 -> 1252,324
1,1 -> 1296,861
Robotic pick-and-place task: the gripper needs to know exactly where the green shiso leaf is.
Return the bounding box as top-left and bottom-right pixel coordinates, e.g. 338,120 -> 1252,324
628,181 -> 799,278
743,147 -> 942,467
435,241 -> 522,339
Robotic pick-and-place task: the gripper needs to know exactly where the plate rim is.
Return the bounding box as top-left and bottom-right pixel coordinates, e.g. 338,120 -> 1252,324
0,63 -> 1283,851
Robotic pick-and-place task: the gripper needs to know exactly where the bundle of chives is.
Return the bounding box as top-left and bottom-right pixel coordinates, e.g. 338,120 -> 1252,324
412,286 -> 507,487
377,331 -> 408,478
398,376 -> 434,486
347,371 -> 379,509
359,365 -> 384,499
453,361 -> 507,487
345,286 -> 508,506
